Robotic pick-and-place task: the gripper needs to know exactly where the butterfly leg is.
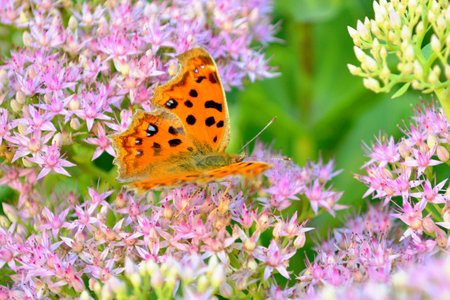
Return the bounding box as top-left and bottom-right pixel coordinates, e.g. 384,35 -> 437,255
175,187 -> 203,218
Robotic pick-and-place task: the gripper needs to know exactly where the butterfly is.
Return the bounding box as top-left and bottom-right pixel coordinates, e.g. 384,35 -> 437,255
110,48 -> 273,194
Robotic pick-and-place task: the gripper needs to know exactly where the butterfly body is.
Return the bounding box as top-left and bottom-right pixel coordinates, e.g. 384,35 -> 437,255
110,48 -> 273,193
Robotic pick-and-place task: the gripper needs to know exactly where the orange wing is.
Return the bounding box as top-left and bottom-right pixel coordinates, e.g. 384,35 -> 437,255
128,161 -> 273,193
151,48 -> 230,153
198,162 -> 273,185
109,109 -> 197,183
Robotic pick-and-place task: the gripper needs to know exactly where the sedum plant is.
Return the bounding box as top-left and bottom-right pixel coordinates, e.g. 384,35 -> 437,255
347,0 -> 450,118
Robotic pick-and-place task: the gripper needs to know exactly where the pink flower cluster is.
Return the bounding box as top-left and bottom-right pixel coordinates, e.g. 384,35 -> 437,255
0,143 -> 343,298
356,100 -> 450,247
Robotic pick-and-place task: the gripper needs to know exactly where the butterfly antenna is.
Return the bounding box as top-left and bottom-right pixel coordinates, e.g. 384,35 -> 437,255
239,117 -> 277,153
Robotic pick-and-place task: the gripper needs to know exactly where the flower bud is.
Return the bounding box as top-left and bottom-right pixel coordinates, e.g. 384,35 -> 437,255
347,64 -> 361,75
437,15 -> 446,31
436,228 -> 448,248
431,34 -> 441,53
19,11 -> 28,23
446,65 -> 450,80
428,68 -> 439,84
401,25 -> 411,41
389,8 -> 401,29
437,145 -> 449,162
22,157 -> 33,168
294,232 -> 306,248
357,20 -> 370,41
427,133 -> 438,149
422,216 -> 435,233
416,21 -> 424,35
365,55 -> 378,71
380,46 -> 387,58
354,46 -> 366,62
244,237 -> 256,252
163,205 -> 173,219
68,16 -> 78,29
412,79 -> 421,89
408,0 -> 417,11
70,118 -> 81,130
23,31 -> 32,47
410,217 -> 422,230
69,95 -> 80,110
428,10 -> 436,23
220,283 -> 233,298
347,26 -> 359,39
150,267 -> 164,288
405,44 -> 415,61
52,132 -> 63,147
413,60 -> 423,79
363,77 -> 380,91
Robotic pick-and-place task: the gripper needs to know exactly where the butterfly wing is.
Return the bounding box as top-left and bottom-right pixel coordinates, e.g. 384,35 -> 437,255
128,161 -> 273,192
110,109 -> 198,183
197,161 -> 274,185
151,48 -> 230,153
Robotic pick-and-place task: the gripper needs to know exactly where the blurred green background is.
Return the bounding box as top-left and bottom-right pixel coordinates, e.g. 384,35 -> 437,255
227,0 -> 423,231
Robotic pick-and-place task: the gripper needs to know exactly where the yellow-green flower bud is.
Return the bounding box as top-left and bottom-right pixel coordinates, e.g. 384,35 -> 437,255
408,0 -> 417,11
413,60 -> 423,78
353,46 -> 366,62
401,25 -> 411,41
428,10 -> 436,23
437,145 -> 449,162
365,55 -> 378,71
416,21 -> 424,35
405,44 -> 415,61
347,64 -> 361,75
389,8 -> 401,29
437,15 -> 446,31
431,34 -> 441,53
427,133 -> 438,149
363,77 -> 380,91
357,20 -> 370,41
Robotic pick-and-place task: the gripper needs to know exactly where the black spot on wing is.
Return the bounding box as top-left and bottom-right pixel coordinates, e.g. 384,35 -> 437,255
147,124 -> 158,137
205,101 -> 222,112
169,139 -> 182,147
189,89 -> 198,97
205,117 -> 215,127
152,142 -> 161,149
213,136 -> 217,143
195,76 -> 206,83
165,99 -> 178,109
168,126 -> 178,135
186,115 -> 196,125
216,121 -> 224,128
184,100 -> 193,108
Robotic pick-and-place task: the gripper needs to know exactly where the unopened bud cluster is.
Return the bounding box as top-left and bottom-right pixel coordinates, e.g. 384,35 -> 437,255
348,0 -> 450,100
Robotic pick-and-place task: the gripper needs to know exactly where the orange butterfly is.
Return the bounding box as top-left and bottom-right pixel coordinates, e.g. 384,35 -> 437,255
110,48 -> 273,193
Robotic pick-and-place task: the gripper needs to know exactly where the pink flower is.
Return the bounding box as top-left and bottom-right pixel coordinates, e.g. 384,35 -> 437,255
254,240 -> 295,281
83,123 -> 115,160
28,143 -> 75,180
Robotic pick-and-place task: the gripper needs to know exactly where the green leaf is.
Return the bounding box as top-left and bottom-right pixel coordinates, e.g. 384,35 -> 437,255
391,82 -> 411,98
422,43 -> 433,60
